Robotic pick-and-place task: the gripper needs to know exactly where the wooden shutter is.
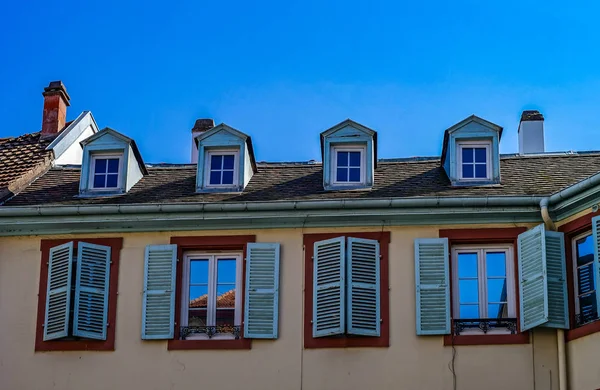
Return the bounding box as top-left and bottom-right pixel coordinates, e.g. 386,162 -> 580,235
313,237 -> 345,338
414,238 -> 450,335
518,224 -> 549,331
142,245 -> 177,340
73,242 -> 111,340
43,242 -> 75,341
244,243 -> 281,339
543,231 -> 569,329
347,237 -> 380,336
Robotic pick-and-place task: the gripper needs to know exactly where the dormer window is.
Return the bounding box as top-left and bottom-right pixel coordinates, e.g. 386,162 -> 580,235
206,151 -> 238,187
458,142 -> 491,180
333,146 -> 365,184
91,154 -> 122,189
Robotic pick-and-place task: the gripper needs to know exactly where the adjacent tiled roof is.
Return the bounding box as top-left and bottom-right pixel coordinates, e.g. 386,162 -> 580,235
6,152 -> 600,206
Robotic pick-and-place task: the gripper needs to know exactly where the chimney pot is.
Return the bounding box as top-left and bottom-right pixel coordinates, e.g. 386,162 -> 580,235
41,80 -> 70,138
190,118 -> 215,163
518,110 -> 545,154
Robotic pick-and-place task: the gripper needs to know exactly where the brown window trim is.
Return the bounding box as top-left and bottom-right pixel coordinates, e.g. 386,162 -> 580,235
304,231 -> 390,349
439,228 -> 530,346
35,238 -> 123,352
559,211 -> 600,342
167,235 -> 254,350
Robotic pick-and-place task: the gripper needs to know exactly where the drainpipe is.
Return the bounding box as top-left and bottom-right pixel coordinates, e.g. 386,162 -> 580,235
540,197 -> 567,390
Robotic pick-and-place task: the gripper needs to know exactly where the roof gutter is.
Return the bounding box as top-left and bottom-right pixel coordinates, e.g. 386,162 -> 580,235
548,171 -> 600,205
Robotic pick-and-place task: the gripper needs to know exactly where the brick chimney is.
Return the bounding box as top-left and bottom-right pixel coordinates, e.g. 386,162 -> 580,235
191,118 -> 215,163
518,110 -> 545,154
41,81 -> 70,138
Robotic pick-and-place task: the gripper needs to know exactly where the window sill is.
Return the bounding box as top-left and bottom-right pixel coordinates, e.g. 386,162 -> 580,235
305,335 -> 389,349
35,339 -> 114,352
443,332 -> 529,346
566,320 -> 600,342
167,338 -> 251,350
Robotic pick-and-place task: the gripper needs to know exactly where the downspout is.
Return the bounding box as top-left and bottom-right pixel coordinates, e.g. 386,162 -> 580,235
540,197 -> 567,390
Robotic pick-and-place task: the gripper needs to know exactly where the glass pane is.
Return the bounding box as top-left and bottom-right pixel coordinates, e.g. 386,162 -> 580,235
488,303 -> 508,318
210,155 -> 222,170
107,158 -> 119,173
459,280 -> 479,303
475,164 -> 487,178
486,252 -> 506,277
458,252 -> 478,278
217,259 -> 237,284
93,174 -> 105,188
190,260 -> 209,284
337,167 -> 347,182
222,170 -> 234,185
216,309 -> 235,326
188,308 -> 208,326
459,304 -> 479,319
349,151 -> 361,167
579,292 -> 598,318
487,278 -> 507,303
337,151 -> 348,167
576,235 -> 594,267
349,168 -> 361,182
462,164 -> 474,178
106,174 -> 118,188
189,285 -> 208,306
462,147 -> 474,163
578,263 -> 595,294
474,148 -> 487,163
222,155 -> 235,170
216,285 -> 236,308
94,159 -> 107,174
209,170 -> 221,185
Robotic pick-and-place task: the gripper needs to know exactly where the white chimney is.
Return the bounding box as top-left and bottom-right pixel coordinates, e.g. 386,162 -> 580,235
190,118 -> 215,163
518,110 -> 545,154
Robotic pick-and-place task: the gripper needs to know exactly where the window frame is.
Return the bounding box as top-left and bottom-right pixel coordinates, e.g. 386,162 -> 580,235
35,238 -> 122,352
457,141 -> 492,181
330,145 -> 367,186
204,150 -> 239,189
88,153 -> 124,191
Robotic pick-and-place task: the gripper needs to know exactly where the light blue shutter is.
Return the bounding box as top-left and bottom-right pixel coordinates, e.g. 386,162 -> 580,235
347,237 -> 380,336
244,243 -> 281,339
142,245 -> 177,340
43,242 -> 74,341
313,237 -> 345,338
543,231 -> 569,329
593,216 -> 600,319
73,242 -> 111,340
518,224 -> 549,331
414,238 -> 450,335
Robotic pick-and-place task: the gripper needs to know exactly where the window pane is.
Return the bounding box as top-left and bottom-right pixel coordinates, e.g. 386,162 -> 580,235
462,164 -> 474,178
94,159 -> 107,174
459,280 -> 479,303
337,151 -> 348,167
462,148 -> 474,163
216,309 -> 235,326
93,174 -> 105,188
222,155 -> 235,170
579,293 -> 598,319
349,152 -> 361,167
190,260 -> 209,284
349,168 -> 361,182
106,174 -> 119,188
459,304 -> 479,319
578,263 -> 595,295
488,303 -> 509,319
458,252 -> 478,278
474,148 -> 487,163
209,170 -> 221,185
217,259 -> 237,284
107,158 -> 119,173
486,252 -> 506,277
337,167 -> 348,182
576,235 -> 594,267
210,155 -> 222,170
189,284 -> 208,327
487,278 -> 508,303
475,164 -> 487,178
222,170 -> 234,185
216,284 -> 236,325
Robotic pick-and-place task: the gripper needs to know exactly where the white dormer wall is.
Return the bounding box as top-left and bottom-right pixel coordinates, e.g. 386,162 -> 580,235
46,111 -> 99,165
126,144 -> 144,191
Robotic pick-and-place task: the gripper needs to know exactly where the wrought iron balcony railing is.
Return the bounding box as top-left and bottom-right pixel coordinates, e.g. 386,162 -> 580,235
180,325 -> 241,340
453,318 -> 517,335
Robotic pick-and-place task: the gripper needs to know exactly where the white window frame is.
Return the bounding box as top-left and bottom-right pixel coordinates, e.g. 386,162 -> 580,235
180,251 -> 243,340
571,231 -> 595,318
204,150 -> 239,188
451,244 -> 516,334
457,141 -> 492,181
88,153 -> 123,191
331,145 -> 366,186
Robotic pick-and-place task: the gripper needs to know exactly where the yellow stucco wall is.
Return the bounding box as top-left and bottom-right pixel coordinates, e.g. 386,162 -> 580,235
0,225 -> 559,390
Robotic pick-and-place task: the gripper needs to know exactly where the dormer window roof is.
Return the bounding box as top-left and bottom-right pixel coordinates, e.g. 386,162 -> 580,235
320,119 -> 377,191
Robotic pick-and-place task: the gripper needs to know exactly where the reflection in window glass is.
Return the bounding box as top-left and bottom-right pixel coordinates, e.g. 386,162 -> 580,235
188,259 -> 209,326
575,234 -> 597,324
458,252 -> 479,319
486,252 -> 508,319
216,259 -> 236,326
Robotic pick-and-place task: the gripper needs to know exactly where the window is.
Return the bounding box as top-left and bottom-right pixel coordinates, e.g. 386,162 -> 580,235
205,151 -> 238,187
331,146 -> 365,185
457,142 -> 491,180
180,252 -> 243,340
452,245 -> 516,334
90,154 -> 122,190
572,232 -> 597,326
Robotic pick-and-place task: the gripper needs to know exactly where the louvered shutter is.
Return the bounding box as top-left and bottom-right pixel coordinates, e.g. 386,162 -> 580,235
518,224 -> 549,331
313,237 -> 345,337
142,245 -> 177,339
592,216 -> 600,321
244,243 -> 281,339
347,237 -> 380,336
43,242 -> 75,341
73,242 -> 111,340
542,231 -> 569,329
414,238 -> 450,335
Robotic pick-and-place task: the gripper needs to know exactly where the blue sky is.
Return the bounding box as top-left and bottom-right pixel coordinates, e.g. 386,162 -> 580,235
2,1 -> 599,163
